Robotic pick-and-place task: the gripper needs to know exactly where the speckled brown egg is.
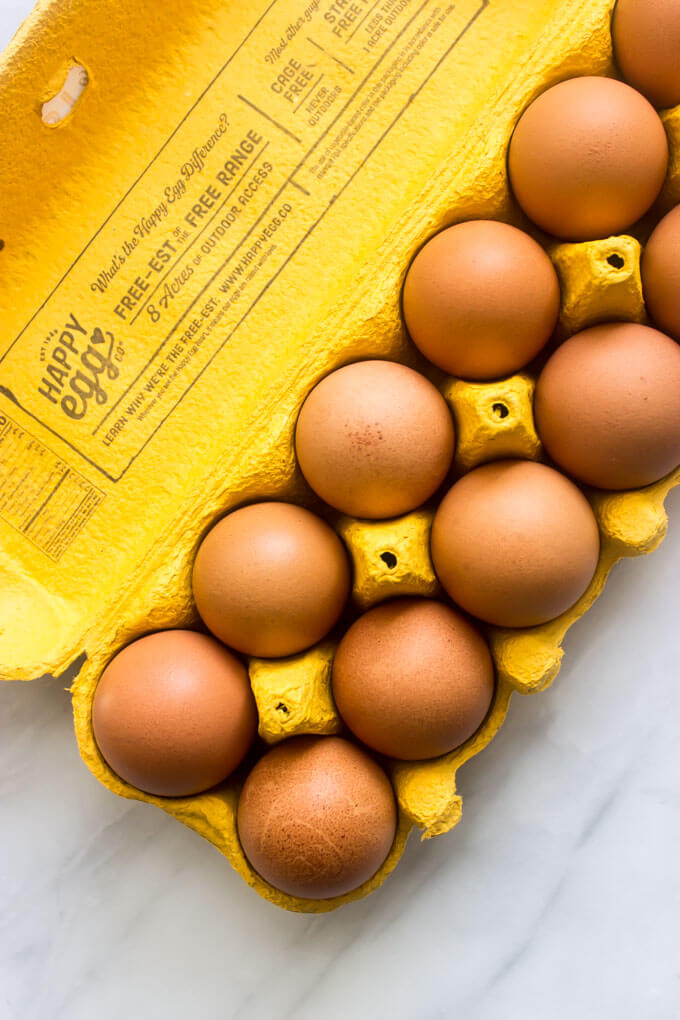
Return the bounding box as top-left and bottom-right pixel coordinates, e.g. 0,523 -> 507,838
431,461 -> 600,628
237,736 -> 397,899
535,322 -> 680,490
332,598 -> 495,761
92,630 -> 256,797
402,220 -> 560,380
613,0 -> 680,110
642,205 -> 680,340
295,360 -> 455,519
192,502 -> 350,658
508,76 -> 669,240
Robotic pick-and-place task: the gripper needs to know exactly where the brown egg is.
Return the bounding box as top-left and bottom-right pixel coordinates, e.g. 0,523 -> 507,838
295,360 -> 455,519
535,322 -> 680,490
192,502 -> 350,658
92,630 -> 256,797
237,736 -> 397,899
402,220 -> 560,380
431,461 -> 600,628
332,598 -> 495,761
613,0 -> 680,110
508,76 -> 669,240
642,205 -> 680,340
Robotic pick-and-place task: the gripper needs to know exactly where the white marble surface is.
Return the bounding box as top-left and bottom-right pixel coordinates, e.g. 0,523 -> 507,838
1,3 -> 679,1017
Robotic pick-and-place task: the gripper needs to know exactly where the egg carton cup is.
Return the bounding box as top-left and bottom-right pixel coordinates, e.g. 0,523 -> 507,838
1,0 -> 678,912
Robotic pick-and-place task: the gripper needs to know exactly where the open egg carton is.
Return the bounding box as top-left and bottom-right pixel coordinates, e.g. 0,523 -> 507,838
75,105 -> 680,916
1,0 -> 678,913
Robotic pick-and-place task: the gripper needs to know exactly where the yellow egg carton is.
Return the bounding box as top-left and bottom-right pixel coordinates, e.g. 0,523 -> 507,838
1,0 -> 678,912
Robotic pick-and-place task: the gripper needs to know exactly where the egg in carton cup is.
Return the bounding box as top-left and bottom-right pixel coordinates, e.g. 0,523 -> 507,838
0,0 -> 678,912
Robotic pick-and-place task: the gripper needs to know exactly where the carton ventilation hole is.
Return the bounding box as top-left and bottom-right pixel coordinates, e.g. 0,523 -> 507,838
380,551 -> 398,569
0,240 -> 4,252
492,402 -> 509,419
41,64 -> 89,126
607,253 -> 625,269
